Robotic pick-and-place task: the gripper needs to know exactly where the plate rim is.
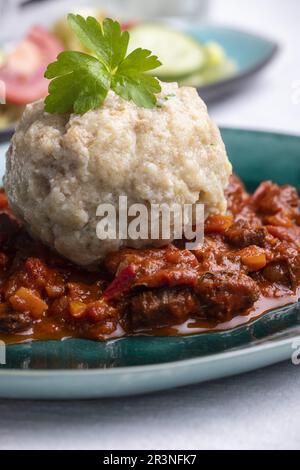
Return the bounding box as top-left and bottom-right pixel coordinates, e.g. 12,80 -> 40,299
0,332 -> 299,377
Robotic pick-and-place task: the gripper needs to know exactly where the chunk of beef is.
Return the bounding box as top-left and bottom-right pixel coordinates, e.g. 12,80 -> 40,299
262,261 -> 291,286
225,220 -> 266,248
252,181 -> 300,219
0,309 -> 32,333
262,245 -> 300,289
196,271 -> 260,321
105,245 -> 199,289
225,174 -> 249,215
129,287 -> 200,330
0,212 -> 21,246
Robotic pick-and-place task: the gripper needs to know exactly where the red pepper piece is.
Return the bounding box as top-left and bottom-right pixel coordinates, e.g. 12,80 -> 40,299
103,265 -> 136,300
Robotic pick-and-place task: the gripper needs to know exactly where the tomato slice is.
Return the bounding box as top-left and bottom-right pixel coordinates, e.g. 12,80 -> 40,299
121,21 -> 137,31
0,26 -> 63,105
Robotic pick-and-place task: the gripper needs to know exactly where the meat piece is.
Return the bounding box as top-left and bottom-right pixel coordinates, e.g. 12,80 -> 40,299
194,237 -> 241,274
225,174 -> 249,215
225,220 -> 266,248
262,243 -> 300,289
105,245 -> 199,289
0,308 -> 32,333
267,225 -> 300,248
0,212 -> 21,246
289,254 -> 300,289
129,287 -> 200,330
262,261 -> 291,286
51,295 -> 120,338
196,271 -> 260,321
252,181 -> 300,221
81,301 -> 120,337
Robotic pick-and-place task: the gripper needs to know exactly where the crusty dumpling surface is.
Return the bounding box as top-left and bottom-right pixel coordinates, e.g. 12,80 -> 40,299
5,82 -> 232,267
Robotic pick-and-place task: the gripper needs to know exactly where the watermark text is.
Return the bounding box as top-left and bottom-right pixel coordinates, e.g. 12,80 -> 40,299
96,197 -> 205,250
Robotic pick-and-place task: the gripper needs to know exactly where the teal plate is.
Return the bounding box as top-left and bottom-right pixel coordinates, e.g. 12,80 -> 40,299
186,25 -> 278,102
0,128 -> 300,399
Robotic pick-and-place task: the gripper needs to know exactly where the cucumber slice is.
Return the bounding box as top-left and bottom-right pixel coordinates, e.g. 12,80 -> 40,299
205,41 -> 227,67
128,23 -> 206,79
179,59 -> 237,87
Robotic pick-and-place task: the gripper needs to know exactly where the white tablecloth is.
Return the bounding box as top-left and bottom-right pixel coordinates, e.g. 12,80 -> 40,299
0,0 -> 299,450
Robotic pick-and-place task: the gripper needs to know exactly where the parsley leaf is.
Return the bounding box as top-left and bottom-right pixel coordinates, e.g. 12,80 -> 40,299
67,15 -> 129,70
44,14 -> 162,114
112,48 -> 162,108
117,48 -> 162,74
45,52 -> 110,114
112,73 -> 161,108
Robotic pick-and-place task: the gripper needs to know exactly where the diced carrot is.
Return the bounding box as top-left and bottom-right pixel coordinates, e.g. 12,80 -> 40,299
205,215 -> 233,234
241,253 -> 267,272
9,287 -> 48,318
69,301 -> 86,318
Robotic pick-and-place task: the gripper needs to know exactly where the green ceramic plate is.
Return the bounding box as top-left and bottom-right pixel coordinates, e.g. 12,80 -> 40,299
0,128 -> 299,400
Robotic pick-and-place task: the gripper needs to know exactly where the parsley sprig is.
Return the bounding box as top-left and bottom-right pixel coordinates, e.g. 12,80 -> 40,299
44,14 -> 162,114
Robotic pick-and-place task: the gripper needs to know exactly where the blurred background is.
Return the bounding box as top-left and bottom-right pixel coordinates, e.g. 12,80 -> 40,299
0,0 -> 299,138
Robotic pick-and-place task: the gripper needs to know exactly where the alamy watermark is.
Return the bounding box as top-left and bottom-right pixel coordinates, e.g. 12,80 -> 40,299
96,196 -> 205,250
291,339 -> 300,365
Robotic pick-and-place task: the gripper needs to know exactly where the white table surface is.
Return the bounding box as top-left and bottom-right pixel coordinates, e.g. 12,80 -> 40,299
0,0 -> 300,450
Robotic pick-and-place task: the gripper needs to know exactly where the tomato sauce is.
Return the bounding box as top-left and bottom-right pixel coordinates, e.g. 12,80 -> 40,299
0,175 -> 300,343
